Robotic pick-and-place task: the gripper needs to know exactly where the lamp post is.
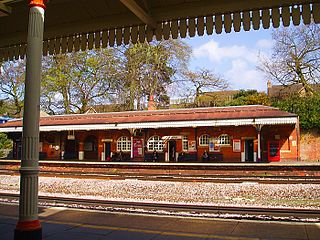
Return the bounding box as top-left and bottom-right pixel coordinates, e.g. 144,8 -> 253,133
14,1 -> 47,239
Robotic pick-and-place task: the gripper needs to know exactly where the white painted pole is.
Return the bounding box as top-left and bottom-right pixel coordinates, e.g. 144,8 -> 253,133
131,136 -> 134,159
14,1 -> 46,239
257,131 -> 261,162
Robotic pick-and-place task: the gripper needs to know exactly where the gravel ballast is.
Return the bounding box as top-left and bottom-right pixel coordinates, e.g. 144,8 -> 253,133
1,175 -> 320,209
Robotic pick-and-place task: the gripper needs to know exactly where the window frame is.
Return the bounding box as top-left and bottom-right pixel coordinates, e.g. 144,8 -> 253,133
147,135 -> 164,151
218,134 -> 231,146
182,135 -> 188,151
117,136 -> 131,152
199,134 -> 210,146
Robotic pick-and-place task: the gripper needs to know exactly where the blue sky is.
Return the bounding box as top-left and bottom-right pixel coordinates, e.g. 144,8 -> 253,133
184,28 -> 274,92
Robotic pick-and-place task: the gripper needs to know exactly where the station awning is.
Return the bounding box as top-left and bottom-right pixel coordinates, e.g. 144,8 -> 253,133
0,116 -> 298,132
0,0 -> 319,61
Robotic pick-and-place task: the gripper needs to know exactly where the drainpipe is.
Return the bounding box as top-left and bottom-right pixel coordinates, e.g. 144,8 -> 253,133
14,1 -> 47,239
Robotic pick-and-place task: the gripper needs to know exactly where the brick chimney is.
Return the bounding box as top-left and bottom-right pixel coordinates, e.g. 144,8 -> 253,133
267,80 -> 272,97
148,95 -> 156,110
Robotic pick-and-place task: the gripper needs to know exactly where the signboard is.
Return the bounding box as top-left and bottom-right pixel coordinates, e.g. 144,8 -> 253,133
189,141 -> 196,151
233,139 -> 241,152
209,138 -> 220,152
162,136 -> 182,140
213,144 -> 220,152
133,139 -> 143,157
209,139 -> 215,152
67,135 -> 75,140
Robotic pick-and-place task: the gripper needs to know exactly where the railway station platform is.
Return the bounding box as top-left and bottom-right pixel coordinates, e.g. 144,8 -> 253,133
1,203 -> 320,240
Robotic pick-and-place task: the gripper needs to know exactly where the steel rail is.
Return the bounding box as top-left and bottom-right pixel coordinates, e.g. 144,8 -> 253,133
1,192 -> 320,222
1,169 -> 320,184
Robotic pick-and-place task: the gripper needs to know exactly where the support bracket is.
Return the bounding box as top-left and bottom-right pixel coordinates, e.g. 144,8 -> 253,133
120,0 -> 157,29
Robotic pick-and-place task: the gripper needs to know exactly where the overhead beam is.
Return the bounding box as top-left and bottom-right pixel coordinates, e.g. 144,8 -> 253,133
0,3 -> 11,17
120,0 -> 157,29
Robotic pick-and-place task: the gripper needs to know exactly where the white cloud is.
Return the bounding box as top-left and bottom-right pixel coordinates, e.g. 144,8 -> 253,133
256,38 -> 274,49
193,40 -> 258,63
191,39 -> 271,92
225,59 -> 266,91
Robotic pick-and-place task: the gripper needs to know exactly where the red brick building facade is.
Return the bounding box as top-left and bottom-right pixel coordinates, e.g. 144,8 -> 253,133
0,105 -> 299,163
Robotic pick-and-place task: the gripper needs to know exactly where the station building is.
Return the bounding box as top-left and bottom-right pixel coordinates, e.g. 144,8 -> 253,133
0,105 -> 299,163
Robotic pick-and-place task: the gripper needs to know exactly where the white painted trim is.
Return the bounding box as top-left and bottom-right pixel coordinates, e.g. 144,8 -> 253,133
0,117 -> 298,133
241,152 -> 245,162
131,136 -> 133,159
254,152 -> 257,162
78,151 -> 84,160
257,132 -> 261,161
165,151 -> 169,162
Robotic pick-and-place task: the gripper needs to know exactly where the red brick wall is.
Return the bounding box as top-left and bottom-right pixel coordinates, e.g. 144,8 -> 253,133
37,123 -> 299,162
261,125 -> 298,161
300,130 -> 320,161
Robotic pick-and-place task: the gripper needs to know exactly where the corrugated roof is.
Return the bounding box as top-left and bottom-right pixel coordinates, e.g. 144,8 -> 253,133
0,105 -> 296,128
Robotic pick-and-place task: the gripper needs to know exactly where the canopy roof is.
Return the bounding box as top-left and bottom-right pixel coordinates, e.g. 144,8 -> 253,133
0,0 -> 319,61
0,105 -> 298,132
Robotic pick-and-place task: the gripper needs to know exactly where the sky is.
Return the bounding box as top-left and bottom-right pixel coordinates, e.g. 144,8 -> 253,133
184,28 -> 274,92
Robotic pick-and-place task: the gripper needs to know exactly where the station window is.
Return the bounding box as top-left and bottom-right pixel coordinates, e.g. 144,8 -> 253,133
199,134 -> 210,146
147,135 -> 163,151
117,136 -> 131,152
218,134 -> 231,146
182,136 -> 188,151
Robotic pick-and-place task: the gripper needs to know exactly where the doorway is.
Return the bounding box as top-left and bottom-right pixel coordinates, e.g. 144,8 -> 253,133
64,139 -> 78,159
104,142 -> 111,160
168,140 -> 176,162
245,139 -> 254,162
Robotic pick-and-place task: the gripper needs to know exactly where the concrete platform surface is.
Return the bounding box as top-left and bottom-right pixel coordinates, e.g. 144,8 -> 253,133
0,203 -> 320,240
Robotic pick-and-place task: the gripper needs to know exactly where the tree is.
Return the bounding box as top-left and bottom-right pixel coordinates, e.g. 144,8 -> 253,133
272,92 -> 320,129
0,60 -> 25,117
229,90 -> 271,106
116,39 -> 191,110
0,132 -> 12,158
259,23 -> 320,95
181,69 -> 229,107
42,49 -> 120,114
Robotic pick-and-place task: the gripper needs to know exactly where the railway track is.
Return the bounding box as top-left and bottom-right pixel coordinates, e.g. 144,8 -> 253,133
1,169 -> 320,184
1,192 -> 319,223
1,160 -> 320,184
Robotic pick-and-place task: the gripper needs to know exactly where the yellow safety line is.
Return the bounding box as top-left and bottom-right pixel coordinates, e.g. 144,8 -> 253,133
1,215 -> 258,240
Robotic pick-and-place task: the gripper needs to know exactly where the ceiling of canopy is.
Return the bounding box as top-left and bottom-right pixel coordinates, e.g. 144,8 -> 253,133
0,0 -> 319,61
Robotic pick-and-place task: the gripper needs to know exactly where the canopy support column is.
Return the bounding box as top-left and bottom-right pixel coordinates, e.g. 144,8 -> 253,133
255,124 -> 263,162
14,1 -> 46,240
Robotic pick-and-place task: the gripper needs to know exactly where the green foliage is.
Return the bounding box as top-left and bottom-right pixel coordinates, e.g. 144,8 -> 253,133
0,132 -> 12,158
118,39 -> 191,110
228,90 -> 271,106
42,49 -> 120,114
272,93 -> 320,129
0,60 -> 25,117
233,90 -> 258,99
